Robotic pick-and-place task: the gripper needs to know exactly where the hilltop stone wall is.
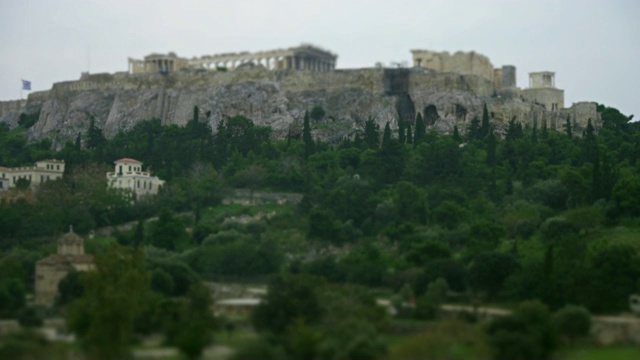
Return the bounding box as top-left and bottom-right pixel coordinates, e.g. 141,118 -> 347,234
0,100 -> 26,119
411,50 -> 496,82
0,66 -> 601,148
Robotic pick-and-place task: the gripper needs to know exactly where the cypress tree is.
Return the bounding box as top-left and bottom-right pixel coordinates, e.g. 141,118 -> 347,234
193,105 -> 199,123
354,133 -> 363,148
480,103 -> 490,138
541,120 -> 549,139
398,120 -> 406,144
467,116 -> 481,141
303,110 -> 315,159
75,133 -> 82,151
382,122 -> 392,149
406,124 -> 413,145
414,113 -> 425,146
486,129 -> 497,166
364,117 -> 379,149
452,125 -> 461,143
582,118 -> 598,166
564,116 -> 573,139
532,121 -> 538,144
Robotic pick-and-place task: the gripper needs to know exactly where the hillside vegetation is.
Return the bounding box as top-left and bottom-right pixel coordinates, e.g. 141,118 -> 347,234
1,104 -> 639,359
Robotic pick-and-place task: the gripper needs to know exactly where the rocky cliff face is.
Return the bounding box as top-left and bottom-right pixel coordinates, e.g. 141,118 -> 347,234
0,66 -> 600,148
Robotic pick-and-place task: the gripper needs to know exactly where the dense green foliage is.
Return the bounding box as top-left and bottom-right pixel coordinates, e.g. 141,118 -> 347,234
1,103 -> 639,358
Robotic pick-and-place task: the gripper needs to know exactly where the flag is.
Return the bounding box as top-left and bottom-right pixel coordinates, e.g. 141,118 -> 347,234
22,80 -> 31,91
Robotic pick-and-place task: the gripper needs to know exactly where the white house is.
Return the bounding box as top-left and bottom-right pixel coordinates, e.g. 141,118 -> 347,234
106,158 -> 164,196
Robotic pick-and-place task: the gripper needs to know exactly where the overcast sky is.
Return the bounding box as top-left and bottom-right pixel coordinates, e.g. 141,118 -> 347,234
1,0 -> 638,118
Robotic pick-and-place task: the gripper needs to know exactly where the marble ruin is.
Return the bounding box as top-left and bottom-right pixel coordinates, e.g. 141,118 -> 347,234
411,49 -> 564,110
128,44 -> 338,74
0,44 -> 601,147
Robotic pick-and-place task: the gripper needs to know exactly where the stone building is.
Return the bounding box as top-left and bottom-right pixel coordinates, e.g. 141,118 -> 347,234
106,158 -> 164,196
522,71 -> 564,110
128,52 -> 189,74
128,44 -> 337,74
34,228 -> 94,306
411,50 -> 496,82
0,159 -> 64,191
410,49 -> 518,92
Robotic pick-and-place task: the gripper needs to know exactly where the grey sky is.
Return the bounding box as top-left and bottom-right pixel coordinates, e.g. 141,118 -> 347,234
1,0 -> 638,119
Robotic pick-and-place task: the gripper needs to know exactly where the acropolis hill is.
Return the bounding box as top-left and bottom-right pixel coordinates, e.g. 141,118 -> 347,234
0,44 -> 600,146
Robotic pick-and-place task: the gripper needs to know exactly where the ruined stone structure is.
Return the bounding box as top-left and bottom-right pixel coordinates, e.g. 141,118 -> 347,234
0,159 -> 65,191
128,44 -> 337,74
128,52 -> 189,74
0,100 -> 26,119
522,71 -> 564,111
411,50 -> 519,93
0,46 -> 600,147
411,50 -> 497,83
34,228 -> 94,306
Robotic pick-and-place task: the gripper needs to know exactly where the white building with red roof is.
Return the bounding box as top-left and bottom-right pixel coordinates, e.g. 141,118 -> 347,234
106,158 -> 164,196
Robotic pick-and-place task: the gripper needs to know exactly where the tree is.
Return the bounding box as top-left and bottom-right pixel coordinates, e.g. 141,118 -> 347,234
433,200 -> 466,230
252,274 -> 323,335
364,117 -> 380,149
310,105 -> 326,122
469,252 -> 518,299
480,103 -> 490,138
15,177 -> 30,190
56,271 -> 84,307
174,283 -> 217,359
552,305 -> 591,345
67,245 -> 150,360
0,278 -> 25,316
414,278 -> 449,320
466,116 -> 481,141
398,120 -> 406,144
381,122 -> 392,149
452,125 -> 461,143
486,129 -> 497,166
303,110 -> 315,159
86,117 -> 107,149
564,116 -> 572,139
414,113 -> 425,146
148,207 -> 188,251
486,300 -> 558,360
394,181 -> 428,225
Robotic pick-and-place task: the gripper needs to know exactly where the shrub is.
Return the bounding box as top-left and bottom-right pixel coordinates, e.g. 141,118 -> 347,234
552,305 -> 591,345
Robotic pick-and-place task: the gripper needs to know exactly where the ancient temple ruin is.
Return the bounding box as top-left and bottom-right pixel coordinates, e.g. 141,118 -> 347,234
128,44 -> 337,74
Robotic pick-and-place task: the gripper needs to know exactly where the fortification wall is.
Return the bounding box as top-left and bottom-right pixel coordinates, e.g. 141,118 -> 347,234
561,102 -> 601,132
412,50 -> 495,82
409,71 -> 496,98
0,100 -> 26,118
522,88 -> 564,111
27,91 -> 51,102
4,65 -> 600,147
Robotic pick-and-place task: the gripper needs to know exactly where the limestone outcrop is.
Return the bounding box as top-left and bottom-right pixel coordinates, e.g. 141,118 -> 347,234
0,66 -> 600,148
